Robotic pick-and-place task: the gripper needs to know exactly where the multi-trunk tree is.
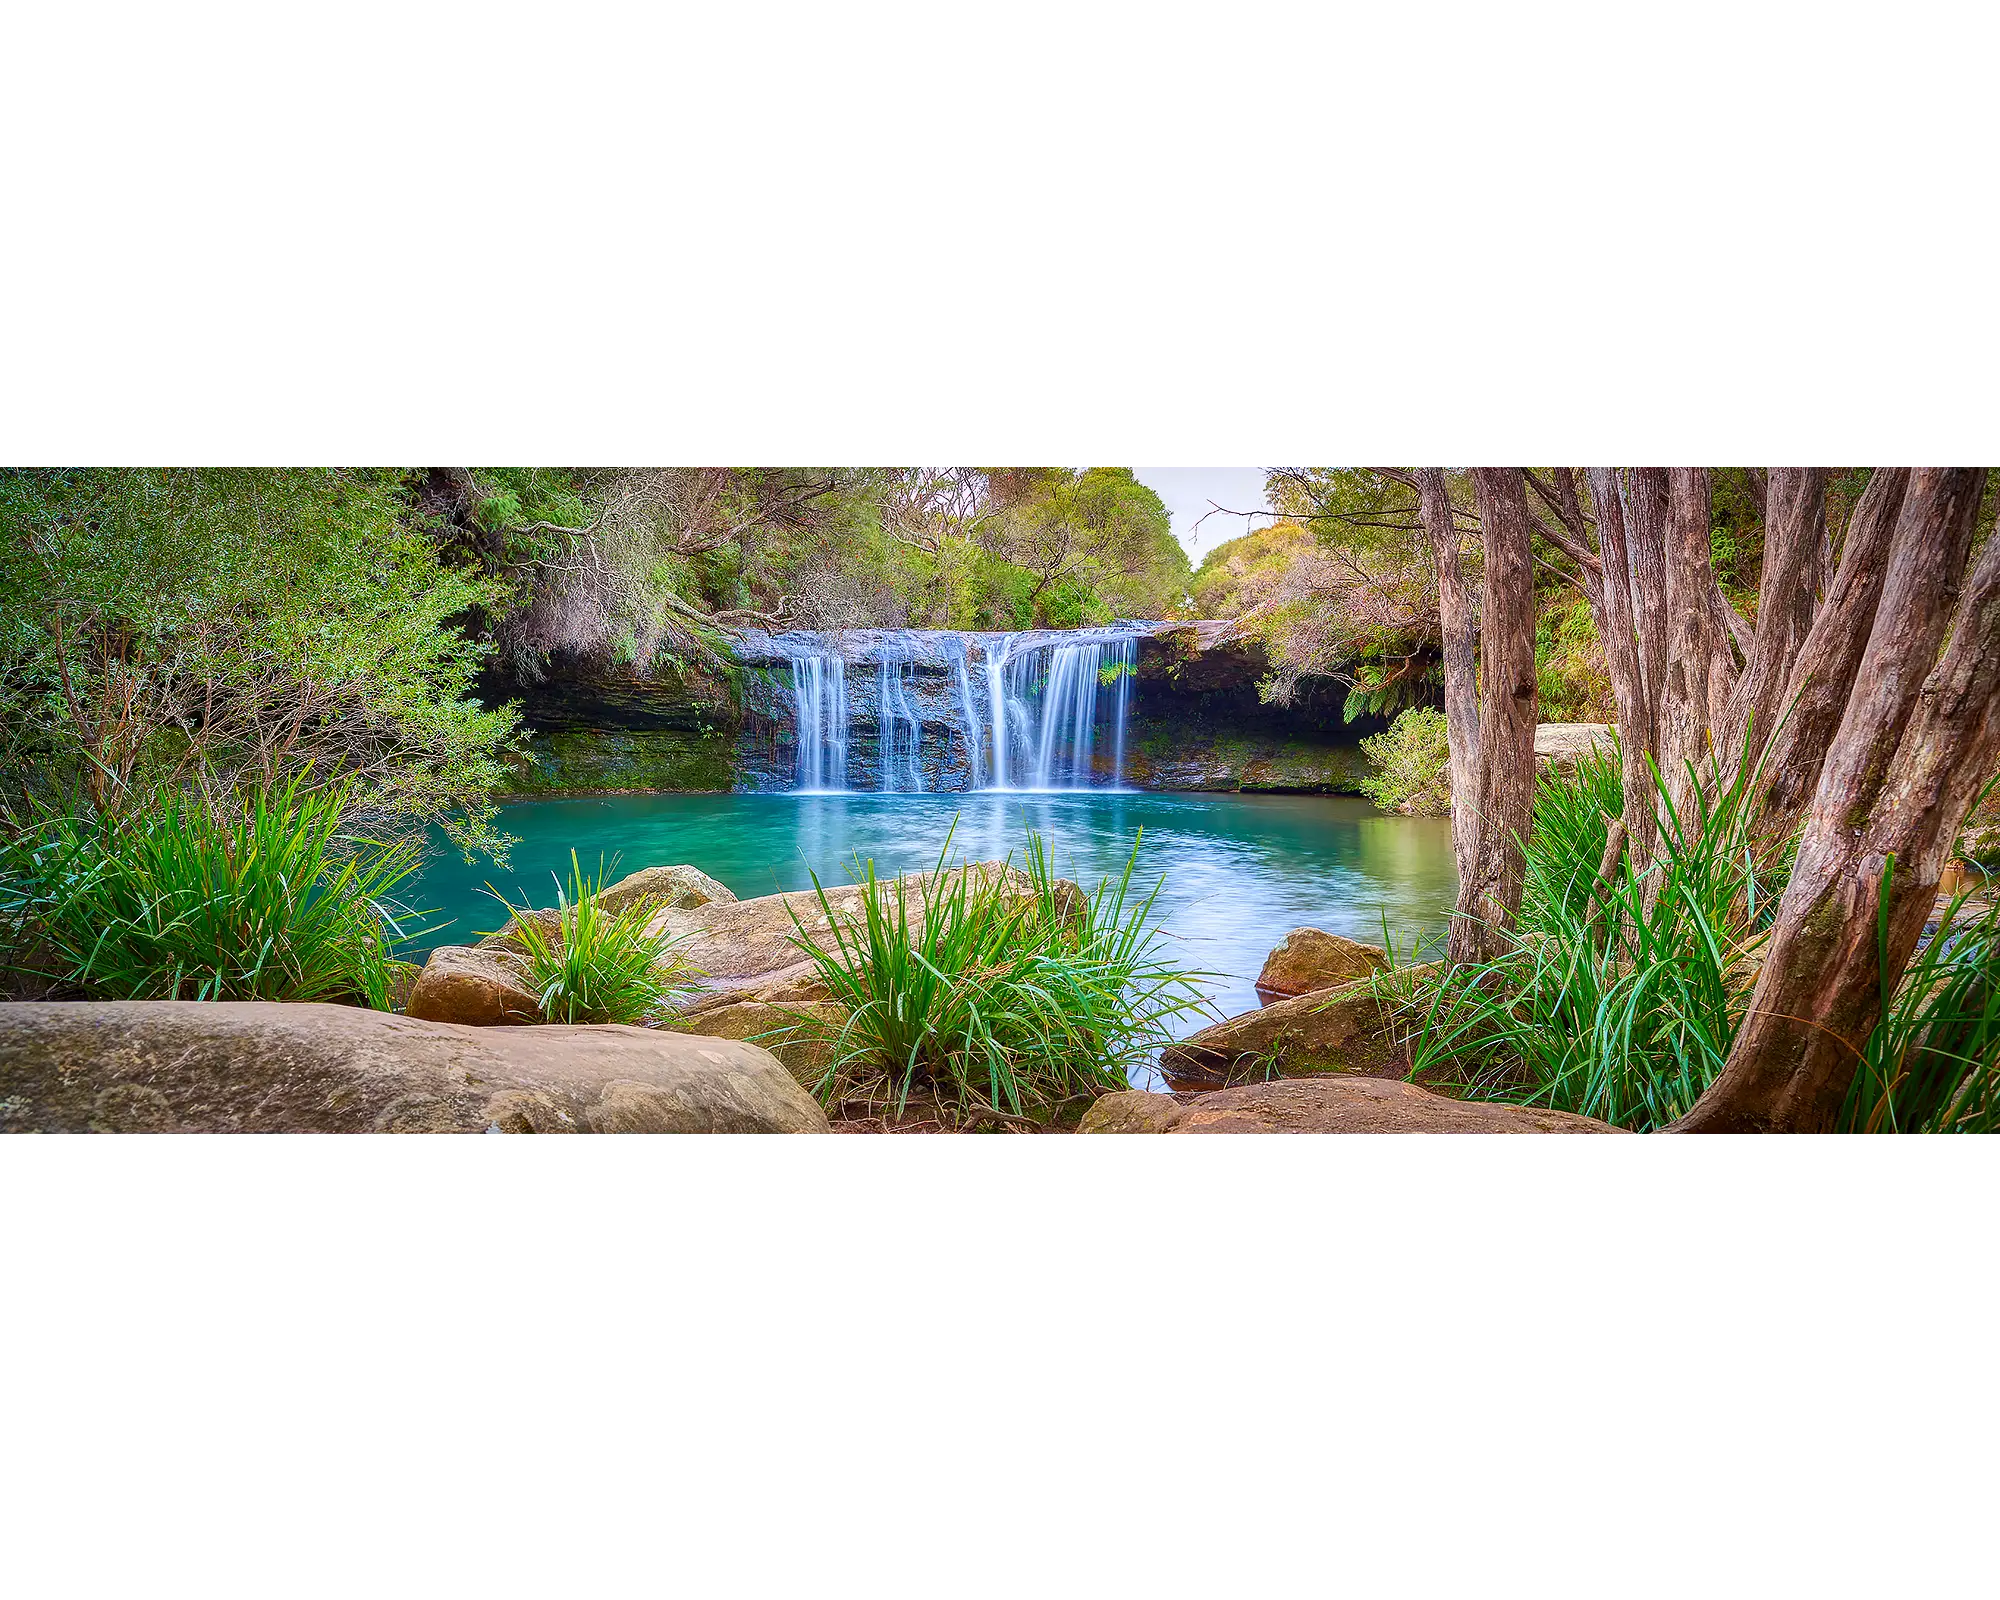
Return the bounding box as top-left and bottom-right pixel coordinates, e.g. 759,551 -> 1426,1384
1404,463 -> 2000,1132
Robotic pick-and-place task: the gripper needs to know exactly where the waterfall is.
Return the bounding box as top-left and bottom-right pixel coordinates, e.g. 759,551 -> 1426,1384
876,654 -> 924,792
984,634 -> 1012,791
979,627 -> 1140,791
758,625 -> 1139,794
790,651 -> 849,791
1109,633 -> 1135,787
1029,638 -> 1105,788
950,639 -> 982,788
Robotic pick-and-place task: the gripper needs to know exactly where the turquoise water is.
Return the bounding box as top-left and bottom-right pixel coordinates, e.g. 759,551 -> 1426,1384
410,791 -> 1456,1033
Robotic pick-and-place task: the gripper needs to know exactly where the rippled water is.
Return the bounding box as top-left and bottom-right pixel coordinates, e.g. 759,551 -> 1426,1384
411,792 -> 1457,1042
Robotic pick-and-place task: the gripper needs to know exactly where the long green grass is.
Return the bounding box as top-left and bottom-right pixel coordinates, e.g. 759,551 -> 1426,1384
1407,744 -> 1784,1129
1840,882 -> 2000,1132
0,776 -> 419,1007
490,851 -> 701,1025
783,825 -> 1211,1128
1406,744 -> 2000,1132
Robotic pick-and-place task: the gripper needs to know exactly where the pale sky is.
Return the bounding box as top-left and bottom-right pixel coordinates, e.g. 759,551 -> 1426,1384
1133,467 -> 1275,563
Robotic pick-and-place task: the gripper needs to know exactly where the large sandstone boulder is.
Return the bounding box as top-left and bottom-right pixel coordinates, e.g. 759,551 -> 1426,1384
1159,985 -> 1403,1086
651,861 -> 1065,996
476,862 -> 736,957
1254,929 -> 1388,999
1075,1078 -> 1624,1134
0,1001 -> 829,1134
405,944 -> 543,1026
1534,723 -> 1616,776
667,999 -> 850,1093
596,863 -> 735,918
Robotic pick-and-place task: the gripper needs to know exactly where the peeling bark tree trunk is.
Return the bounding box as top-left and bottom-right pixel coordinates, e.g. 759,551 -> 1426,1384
1585,468 -> 1659,871
1621,468 -> 1671,754
1673,468 -> 1993,1133
1718,468 -> 1829,783
1448,469 -> 1540,966
1657,468 -> 1730,824
1748,468 -> 1911,849
1416,468 -> 1482,884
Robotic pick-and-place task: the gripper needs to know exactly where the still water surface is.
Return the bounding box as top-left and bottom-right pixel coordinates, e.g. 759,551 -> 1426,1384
413,792 -> 1457,1034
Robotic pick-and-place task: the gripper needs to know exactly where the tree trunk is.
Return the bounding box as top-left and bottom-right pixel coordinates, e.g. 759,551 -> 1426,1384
1416,469 -> 1482,885
1748,469 -> 1911,848
1673,468 -> 1992,1133
1656,468 -> 1730,827
1585,468 -> 1659,871
1718,468 -> 1830,784
1448,470 -> 1540,966
1621,469 -> 1671,753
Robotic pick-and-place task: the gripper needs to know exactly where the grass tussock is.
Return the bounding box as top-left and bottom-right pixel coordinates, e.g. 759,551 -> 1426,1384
784,825 -> 1211,1128
1403,745 -> 1784,1130
491,851 -> 701,1025
0,776 -> 419,1008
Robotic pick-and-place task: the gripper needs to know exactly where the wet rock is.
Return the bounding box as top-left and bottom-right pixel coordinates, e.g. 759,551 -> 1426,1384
405,945 -> 544,1027
1160,986 -> 1404,1086
1254,929 -> 1388,998
1169,1076 -> 1628,1134
1076,1090 -> 1188,1134
0,1001 -> 829,1134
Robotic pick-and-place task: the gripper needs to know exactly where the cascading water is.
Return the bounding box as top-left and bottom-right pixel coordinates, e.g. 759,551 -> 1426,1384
982,627 -> 1141,792
755,625 -> 1141,793
950,639 -> 983,788
876,653 -> 925,792
790,651 -> 849,791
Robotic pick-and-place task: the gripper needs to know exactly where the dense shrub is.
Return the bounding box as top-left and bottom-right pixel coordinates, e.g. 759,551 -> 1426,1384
496,853 -> 700,1025
0,777 -> 419,1008
1358,707 -> 1451,817
783,829 -> 1210,1128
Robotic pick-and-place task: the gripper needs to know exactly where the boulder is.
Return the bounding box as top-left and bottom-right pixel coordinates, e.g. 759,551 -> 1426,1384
1170,1076 -> 1627,1134
647,861 -> 1061,991
405,944 -> 544,1027
1076,1090 -> 1188,1134
0,1001 -> 829,1134
1534,723 -> 1616,776
596,863 -> 735,918
667,1000 -> 850,1093
1159,986 -> 1403,1086
1254,928 -> 1388,998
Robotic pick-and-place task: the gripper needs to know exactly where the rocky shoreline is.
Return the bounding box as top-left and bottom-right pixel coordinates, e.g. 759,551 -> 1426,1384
0,853 -> 1625,1136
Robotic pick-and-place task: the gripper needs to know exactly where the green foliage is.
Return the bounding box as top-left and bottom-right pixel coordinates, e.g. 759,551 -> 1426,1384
496,852 -> 700,1025
1357,707 -> 1450,816
783,826 -> 1211,1127
1405,746 -> 1782,1130
1534,590 -> 1613,722
0,776 -> 420,1008
0,468 -> 521,857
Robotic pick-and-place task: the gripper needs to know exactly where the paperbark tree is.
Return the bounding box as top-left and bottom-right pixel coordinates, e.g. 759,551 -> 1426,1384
1414,468 -> 1482,880
1674,468 -> 1994,1133
1447,469 -> 1540,965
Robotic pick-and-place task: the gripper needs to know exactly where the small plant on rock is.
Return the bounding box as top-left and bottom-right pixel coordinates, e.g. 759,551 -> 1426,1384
495,852 -> 700,1025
